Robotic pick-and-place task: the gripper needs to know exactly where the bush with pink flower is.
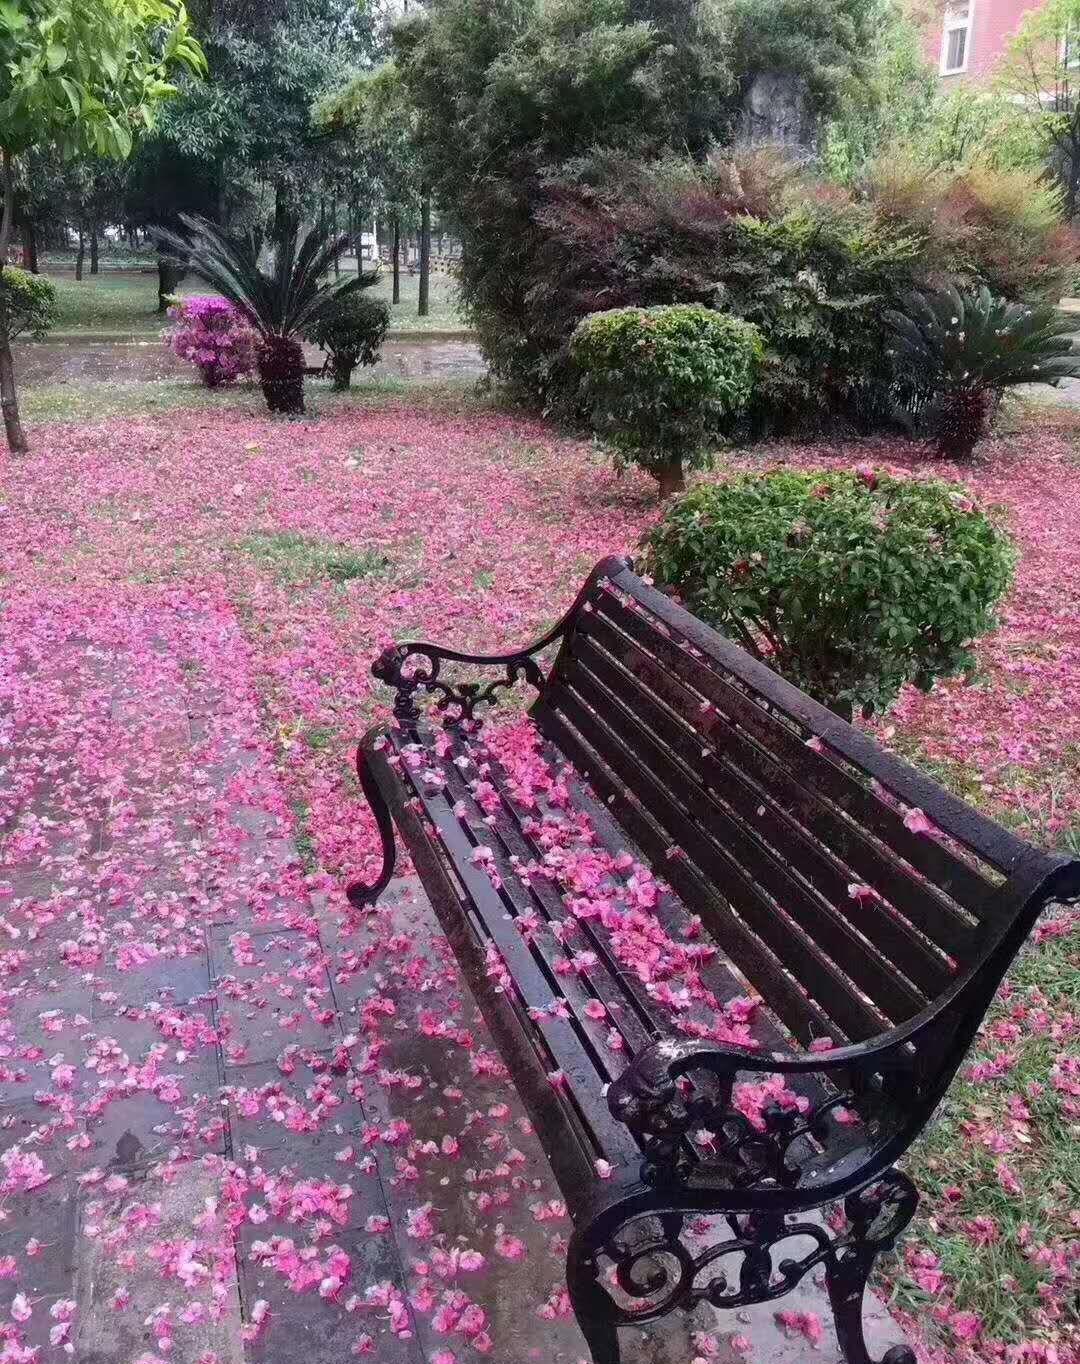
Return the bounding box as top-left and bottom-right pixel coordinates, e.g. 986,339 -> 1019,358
165,295 -> 257,388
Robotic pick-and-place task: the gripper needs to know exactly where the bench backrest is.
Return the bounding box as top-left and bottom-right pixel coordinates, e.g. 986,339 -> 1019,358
534,560 -> 1078,1051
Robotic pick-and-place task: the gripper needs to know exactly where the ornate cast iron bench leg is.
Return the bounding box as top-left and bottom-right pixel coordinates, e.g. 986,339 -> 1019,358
565,1173 -> 919,1364
568,1226 -> 623,1364
345,740 -> 396,908
825,1172 -> 918,1364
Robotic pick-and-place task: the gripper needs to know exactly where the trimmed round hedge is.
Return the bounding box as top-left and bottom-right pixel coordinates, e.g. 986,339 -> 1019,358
570,304 -> 762,495
306,292 -> 390,390
642,467 -> 1016,717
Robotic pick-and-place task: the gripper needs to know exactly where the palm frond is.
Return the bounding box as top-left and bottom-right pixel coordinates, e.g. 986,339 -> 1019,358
884,287 -> 1080,393
153,216 -> 368,341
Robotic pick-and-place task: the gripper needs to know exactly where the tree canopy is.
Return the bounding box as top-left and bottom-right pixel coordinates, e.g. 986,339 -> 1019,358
0,0 -> 205,160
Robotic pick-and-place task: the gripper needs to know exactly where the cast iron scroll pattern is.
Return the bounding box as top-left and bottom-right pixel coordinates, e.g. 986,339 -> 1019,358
368,554 -> 633,727
587,1169 -> 917,1329
372,641 -> 547,726
607,1041 -> 913,1194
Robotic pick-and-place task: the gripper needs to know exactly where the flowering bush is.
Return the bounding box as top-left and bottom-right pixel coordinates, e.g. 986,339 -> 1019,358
165,295 -> 257,388
642,467 -> 1016,717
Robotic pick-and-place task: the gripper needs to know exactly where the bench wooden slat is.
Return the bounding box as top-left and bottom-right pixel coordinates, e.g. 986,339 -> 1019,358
546,678 -> 891,1042
561,643 -> 931,1027
532,697 -> 840,1047
437,742 -> 657,1067
388,730 -> 643,1169
536,692 -> 867,1045
589,585 -> 994,934
574,611 -> 956,998
438,732 -> 842,1173
604,568 -> 1036,887
478,737 -> 820,1062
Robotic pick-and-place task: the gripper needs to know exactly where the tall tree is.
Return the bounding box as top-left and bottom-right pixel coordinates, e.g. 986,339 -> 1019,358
0,0 -> 205,450
315,62 -> 424,313
392,0 -> 735,392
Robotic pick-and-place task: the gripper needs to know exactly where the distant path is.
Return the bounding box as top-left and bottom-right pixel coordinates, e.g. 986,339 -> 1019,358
14,335 -> 486,386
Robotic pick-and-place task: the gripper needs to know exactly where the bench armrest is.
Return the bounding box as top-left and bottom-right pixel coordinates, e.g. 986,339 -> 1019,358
606,1031 -> 923,1196
372,555 -> 631,724
609,1034 -> 900,1107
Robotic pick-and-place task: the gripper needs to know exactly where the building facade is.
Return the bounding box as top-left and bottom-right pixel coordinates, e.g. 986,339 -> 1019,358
914,0 -> 1046,81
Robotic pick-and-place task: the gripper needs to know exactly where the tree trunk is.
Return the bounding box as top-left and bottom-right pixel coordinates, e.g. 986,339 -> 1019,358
392,218 -> 401,304
157,257 -> 184,314
0,320 -> 27,454
256,335 -> 305,415
273,183 -> 296,244
0,150 -> 29,453
418,189 -> 431,318
90,226 -> 99,275
75,227 -> 85,281
655,455 -> 685,498
25,219 -> 38,273
330,354 -> 354,391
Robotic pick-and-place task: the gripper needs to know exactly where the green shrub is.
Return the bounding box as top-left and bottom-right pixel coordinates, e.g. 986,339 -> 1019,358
455,142 -> 1080,433
570,305 -> 762,495
865,159 -> 1079,306
642,468 -> 1016,717
0,268 -> 58,341
306,293 -> 390,390
884,286 -> 1080,459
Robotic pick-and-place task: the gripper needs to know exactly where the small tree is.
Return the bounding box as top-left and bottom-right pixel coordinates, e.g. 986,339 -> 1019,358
642,468 -> 1016,718
0,0 -> 205,451
306,291 -> 389,390
570,305 -> 762,496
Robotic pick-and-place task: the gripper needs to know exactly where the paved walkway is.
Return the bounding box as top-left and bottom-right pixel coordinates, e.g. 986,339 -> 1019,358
0,589 -> 909,1362
13,337 -> 485,388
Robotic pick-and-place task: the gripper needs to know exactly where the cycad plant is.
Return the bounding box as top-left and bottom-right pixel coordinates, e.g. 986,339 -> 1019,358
884,285 -> 1080,459
155,216 -> 367,415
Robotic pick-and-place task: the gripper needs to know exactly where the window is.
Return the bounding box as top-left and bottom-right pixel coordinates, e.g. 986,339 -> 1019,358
940,2 -> 973,76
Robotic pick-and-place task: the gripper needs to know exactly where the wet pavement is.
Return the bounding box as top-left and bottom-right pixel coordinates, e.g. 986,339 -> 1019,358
0,596 -> 912,1362
13,336 -> 486,387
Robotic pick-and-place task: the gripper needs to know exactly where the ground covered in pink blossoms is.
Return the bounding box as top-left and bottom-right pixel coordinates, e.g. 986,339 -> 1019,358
1,401 -> 1078,1363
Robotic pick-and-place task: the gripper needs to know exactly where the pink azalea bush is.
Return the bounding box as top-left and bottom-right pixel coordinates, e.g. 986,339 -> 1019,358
165,295 -> 257,388
0,399 -> 1078,1363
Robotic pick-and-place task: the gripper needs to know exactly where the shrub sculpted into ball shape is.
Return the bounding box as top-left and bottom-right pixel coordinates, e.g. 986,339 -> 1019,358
0,268 -> 58,341
642,468 -> 1016,717
166,296 -> 257,388
570,305 -> 762,496
306,293 -> 390,391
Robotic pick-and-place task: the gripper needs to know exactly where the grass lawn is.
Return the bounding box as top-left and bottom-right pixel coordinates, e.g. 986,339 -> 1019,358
17,373 -> 485,424
1,384 -> 1077,1363
44,261 -> 467,337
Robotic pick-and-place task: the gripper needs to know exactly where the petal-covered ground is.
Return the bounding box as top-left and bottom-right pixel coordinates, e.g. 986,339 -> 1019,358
1,401 -> 1078,1363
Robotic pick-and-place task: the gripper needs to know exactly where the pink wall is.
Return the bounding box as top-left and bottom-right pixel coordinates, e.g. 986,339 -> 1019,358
917,0 -> 1046,81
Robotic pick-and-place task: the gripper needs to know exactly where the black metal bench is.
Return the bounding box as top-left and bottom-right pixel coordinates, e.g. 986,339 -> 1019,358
347,556 -> 1080,1364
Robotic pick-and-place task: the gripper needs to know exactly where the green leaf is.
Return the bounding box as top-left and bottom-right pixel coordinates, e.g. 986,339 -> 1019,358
58,77 -> 80,117
45,42 -> 66,72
